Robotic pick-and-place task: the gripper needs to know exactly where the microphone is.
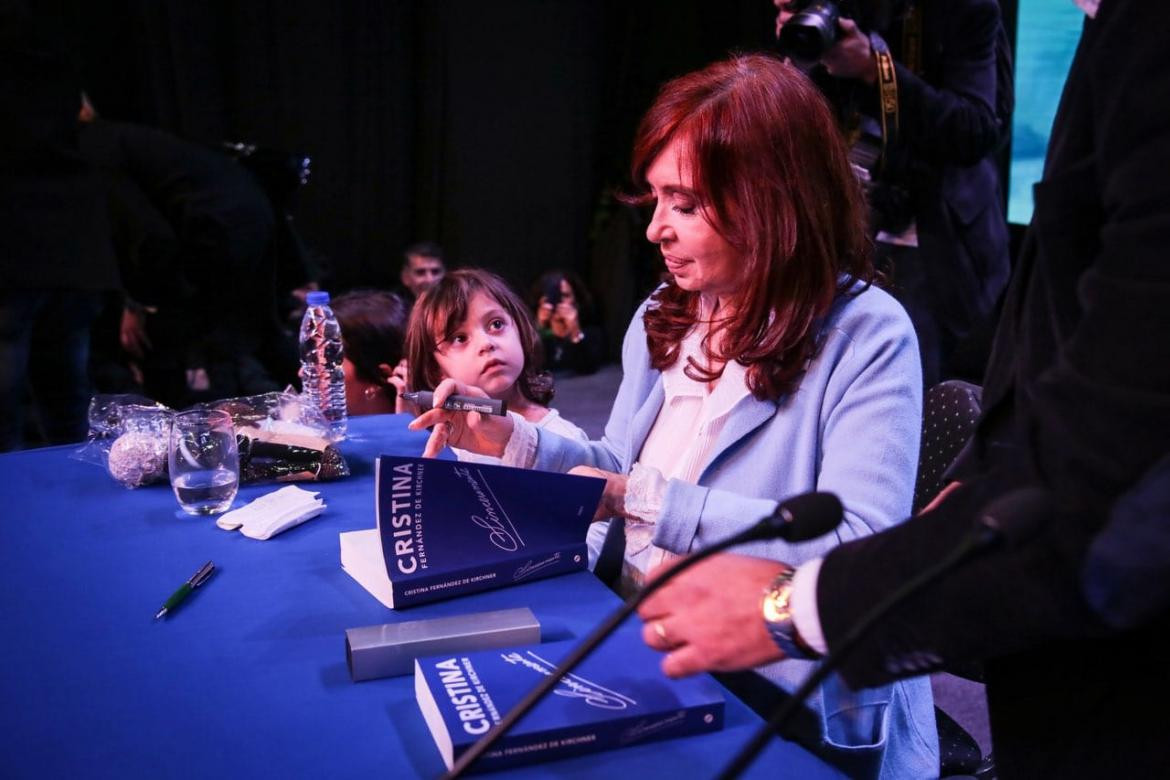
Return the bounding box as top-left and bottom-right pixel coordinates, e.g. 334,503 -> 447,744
745,491 -> 844,544
443,491 -> 844,778
717,487 -> 1051,779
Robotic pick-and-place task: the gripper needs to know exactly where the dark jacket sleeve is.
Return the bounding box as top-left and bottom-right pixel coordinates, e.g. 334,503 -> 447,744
817,1 -> 1170,690
864,0 -> 1001,166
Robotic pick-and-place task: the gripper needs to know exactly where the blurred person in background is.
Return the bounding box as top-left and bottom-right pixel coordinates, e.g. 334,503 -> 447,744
529,269 -> 605,376
0,12 -> 119,451
78,108 -> 303,408
774,0 -> 1012,386
396,241 -> 446,308
330,289 -> 410,416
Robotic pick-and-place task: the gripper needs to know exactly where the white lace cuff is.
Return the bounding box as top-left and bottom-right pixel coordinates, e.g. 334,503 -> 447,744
625,462 -> 667,524
501,413 -> 538,469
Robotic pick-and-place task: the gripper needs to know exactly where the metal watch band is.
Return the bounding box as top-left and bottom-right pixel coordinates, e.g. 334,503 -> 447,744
762,567 -> 818,660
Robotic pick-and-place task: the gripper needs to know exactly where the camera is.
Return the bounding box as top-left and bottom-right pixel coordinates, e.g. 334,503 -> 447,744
776,1 -> 906,62
777,0 -> 844,62
542,278 -> 563,307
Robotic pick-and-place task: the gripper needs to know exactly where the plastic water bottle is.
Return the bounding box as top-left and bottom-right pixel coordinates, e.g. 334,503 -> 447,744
299,290 -> 348,440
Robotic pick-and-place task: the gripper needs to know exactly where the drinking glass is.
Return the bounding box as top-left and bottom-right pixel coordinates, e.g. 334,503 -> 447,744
168,409 -> 240,515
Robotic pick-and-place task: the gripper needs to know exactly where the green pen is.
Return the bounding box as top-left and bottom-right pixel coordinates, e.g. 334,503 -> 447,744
154,561 -> 216,620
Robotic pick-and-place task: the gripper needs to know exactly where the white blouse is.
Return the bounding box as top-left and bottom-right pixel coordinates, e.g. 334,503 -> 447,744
619,305 -> 752,592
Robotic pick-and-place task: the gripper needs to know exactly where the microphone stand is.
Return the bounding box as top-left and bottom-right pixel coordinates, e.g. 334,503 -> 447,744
443,529 -> 749,778
716,521 -> 1002,779
444,492 -> 842,778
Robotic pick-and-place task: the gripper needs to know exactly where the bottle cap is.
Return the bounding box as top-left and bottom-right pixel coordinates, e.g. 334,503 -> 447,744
306,290 -> 331,305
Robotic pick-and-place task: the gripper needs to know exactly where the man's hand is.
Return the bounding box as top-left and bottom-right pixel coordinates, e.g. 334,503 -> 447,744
638,553 -> 791,677
773,3 -> 875,83
407,378 -> 513,458
920,480 -> 963,515
820,18 -> 875,82
119,305 -> 154,359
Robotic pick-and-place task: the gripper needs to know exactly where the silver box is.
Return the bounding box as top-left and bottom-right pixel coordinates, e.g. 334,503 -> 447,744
345,607 -> 541,682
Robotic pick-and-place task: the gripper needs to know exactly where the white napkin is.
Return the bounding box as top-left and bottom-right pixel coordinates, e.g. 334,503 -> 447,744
216,485 -> 325,540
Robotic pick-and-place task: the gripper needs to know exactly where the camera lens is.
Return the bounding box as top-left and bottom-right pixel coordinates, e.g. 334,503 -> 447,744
777,0 -> 841,62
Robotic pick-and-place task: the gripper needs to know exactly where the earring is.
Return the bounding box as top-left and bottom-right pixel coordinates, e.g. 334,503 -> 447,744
363,385 -> 379,401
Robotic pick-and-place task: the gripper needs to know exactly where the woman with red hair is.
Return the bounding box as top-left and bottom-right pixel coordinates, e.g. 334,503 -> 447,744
413,54 -> 934,776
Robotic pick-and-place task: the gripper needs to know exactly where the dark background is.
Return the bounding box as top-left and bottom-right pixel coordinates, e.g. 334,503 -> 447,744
25,0 -> 769,345
17,0 -> 1018,354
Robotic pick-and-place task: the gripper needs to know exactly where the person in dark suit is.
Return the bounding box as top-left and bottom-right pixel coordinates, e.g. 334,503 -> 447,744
528,269 -> 605,377
78,116 -> 299,409
775,0 -> 1011,386
0,12 -> 120,450
639,2 -> 1170,776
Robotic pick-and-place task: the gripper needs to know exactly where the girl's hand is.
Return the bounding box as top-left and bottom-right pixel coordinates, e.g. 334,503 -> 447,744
388,359 -> 417,415
568,465 -> 628,521
407,378 -> 514,458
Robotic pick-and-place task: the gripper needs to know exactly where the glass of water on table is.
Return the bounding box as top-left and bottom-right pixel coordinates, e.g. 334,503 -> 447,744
168,409 -> 239,515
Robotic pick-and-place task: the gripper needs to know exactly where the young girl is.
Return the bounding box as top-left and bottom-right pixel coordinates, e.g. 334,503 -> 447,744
404,269 -> 587,463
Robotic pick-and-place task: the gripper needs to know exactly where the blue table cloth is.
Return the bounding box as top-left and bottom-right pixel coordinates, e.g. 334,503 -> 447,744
0,414 -> 838,778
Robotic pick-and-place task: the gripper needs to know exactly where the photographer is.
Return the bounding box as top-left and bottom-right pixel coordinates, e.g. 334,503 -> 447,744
530,269 -> 604,376
775,0 -> 1010,386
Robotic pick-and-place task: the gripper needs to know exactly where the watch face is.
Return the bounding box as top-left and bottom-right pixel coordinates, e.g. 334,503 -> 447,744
763,585 -> 794,623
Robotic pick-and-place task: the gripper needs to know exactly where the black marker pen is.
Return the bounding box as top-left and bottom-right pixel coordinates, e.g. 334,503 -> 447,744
402,391 -> 507,416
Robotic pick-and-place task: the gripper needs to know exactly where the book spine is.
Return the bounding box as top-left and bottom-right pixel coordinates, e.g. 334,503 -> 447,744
473,703 -> 725,771
396,543 -> 588,608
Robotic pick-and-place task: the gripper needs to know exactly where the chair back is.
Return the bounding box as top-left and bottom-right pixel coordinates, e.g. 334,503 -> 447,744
914,380 -> 982,514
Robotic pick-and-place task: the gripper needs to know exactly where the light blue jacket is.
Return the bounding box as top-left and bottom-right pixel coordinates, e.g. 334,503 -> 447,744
534,283 -> 939,779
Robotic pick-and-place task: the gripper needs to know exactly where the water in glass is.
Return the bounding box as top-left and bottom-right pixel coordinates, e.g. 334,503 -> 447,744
169,409 -> 240,515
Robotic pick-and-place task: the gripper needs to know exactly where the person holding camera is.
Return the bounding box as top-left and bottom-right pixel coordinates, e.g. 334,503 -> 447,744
775,0 -> 1011,387
530,269 -> 604,376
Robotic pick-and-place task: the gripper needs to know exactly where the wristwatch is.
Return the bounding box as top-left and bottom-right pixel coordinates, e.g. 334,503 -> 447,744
762,567 -> 819,660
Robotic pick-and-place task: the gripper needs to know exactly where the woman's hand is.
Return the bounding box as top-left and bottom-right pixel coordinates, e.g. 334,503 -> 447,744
407,378 -> 514,458
568,466 -> 629,521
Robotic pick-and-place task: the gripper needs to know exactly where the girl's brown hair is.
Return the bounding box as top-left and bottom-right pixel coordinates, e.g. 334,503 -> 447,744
627,53 -> 875,400
405,269 -> 554,405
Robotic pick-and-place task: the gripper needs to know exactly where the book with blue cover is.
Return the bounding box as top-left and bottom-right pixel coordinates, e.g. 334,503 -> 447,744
414,628 -> 726,772
339,455 -> 603,609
